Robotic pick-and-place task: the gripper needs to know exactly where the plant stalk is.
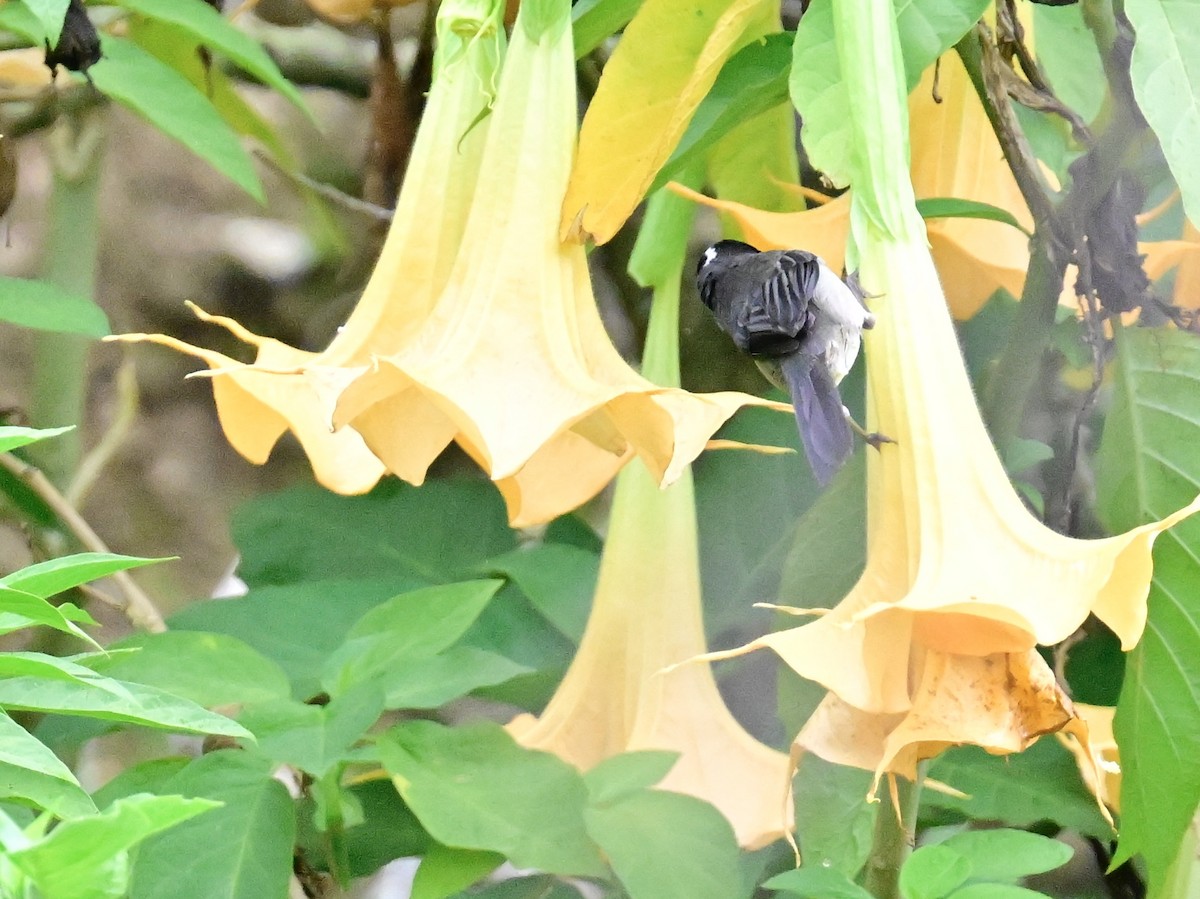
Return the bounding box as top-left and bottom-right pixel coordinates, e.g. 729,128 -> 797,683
861,768 -> 924,899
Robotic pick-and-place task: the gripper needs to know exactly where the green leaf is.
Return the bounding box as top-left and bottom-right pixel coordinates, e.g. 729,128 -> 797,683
108,0 -> 306,110
322,580 -> 504,697
791,755 -> 876,878
1125,0 -> 1200,228
480,546 -> 597,644
0,278 -> 109,337
363,645 -> 532,710
1032,3 -> 1107,124
0,425 -> 74,455
899,844 -> 971,899
465,877 -> 586,899
998,438 -> 1054,476
764,866 -> 875,899
20,0 -> 69,43
572,0 -> 641,57
939,829 -> 1072,882
169,577 -> 427,699
790,2 -> 850,187
894,0 -> 991,91
85,631 -> 292,708
0,552 -> 167,599
240,686 -> 384,777
945,886 -> 1053,899
924,742 -> 1112,839
1095,326 -> 1200,887
651,34 -> 792,194
0,713 -> 95,819
583,751 -> 678,804
585,789 -> 743,899
232,480 -> 516,587
10,794 -> 218,899
411,844 -> 504,899
0,675 -> 251,739
915,198 -> 1032,238
376,720 -> 606,877
90,36 -> 262,201
0,586 -> 100,647
129,752 -> 295,899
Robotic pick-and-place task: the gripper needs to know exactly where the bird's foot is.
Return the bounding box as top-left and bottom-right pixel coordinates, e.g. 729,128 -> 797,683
843,410 -> 896,451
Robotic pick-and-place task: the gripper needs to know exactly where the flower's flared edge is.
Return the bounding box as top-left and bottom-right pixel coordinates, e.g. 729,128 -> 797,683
105,324 -> 384,495
792,648 -> 1113,824
1059,703 -> 1121,815
332,350 -> 792,525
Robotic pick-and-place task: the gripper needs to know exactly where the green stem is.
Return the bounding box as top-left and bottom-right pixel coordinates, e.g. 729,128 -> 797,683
861,768 -> 925,899
28,112 -> 105,488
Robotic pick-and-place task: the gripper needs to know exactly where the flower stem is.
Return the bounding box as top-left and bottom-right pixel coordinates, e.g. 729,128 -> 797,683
28,111 -> 105,488
861,767 -> 924,899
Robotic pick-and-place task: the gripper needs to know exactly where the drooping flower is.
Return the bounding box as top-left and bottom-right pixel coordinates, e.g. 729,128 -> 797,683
107,0 -> 507,494
508,189 -> 791,849
694,0 -> 1200,789
671,50 -> 1032,321
327,0 -> 783,526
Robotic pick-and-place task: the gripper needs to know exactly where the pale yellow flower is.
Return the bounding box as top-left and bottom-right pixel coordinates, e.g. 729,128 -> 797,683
509,456 -> 792,849
1060,703 -> 1121,813
328,0 -> 782,526
108,0 -> 505,495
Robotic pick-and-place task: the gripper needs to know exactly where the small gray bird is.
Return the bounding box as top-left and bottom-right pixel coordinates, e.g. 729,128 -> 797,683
696,239 -> 877,486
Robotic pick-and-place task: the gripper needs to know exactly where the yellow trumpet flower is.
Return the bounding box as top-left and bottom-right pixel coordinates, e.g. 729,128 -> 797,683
107,0 -> 506,494
703,237 -> 1199,786
328,0 -> 782,526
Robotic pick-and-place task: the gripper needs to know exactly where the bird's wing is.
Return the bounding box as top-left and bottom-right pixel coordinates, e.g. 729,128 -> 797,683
737,251 -> 821,355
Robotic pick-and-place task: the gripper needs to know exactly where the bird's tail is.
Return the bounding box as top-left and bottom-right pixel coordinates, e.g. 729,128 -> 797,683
779,353 -> 853,486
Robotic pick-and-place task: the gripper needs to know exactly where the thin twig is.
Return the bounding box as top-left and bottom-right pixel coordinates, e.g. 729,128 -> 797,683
67,357 -> 138,508
0,453 -> 167,633
253,148 -> 393,223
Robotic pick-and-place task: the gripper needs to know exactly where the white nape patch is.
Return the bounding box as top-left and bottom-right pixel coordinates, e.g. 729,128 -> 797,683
702,245 -> 719,266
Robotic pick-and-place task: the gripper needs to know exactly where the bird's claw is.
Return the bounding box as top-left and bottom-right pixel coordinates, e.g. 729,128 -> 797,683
862,431 -> 896,451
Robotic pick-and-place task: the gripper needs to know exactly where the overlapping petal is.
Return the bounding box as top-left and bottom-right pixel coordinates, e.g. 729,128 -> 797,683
108,0 -> 505,494
329,0 -> 782,526
509,457 -> 792,849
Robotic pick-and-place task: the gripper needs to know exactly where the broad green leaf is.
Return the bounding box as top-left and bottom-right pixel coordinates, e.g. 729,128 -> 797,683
585,789 -> 743,899
1125,0 -> 1200,227
0,713 -> 95,819
466,877 -> 586,899
129,752 -> 295,899
20,0 -> 68,43
91,758 -> 192,809
0,278 -> 109,337
1095,326 -> 1200,886
479,546 -> 597,642
0,653 -> 132,694
790,2 -> 849,186
361,645 -> 531,710
899,844 -> 971,899
376,720 -> 606,876
894,0 -> 991,90
108,0 -> 306,110
411,844 -> 505,899
651,34 -> 792,194
1,675 -> 251,739
945,887 -> 1053,899
10,794 -> 217,899
232,480 -> 515,587
924,742 -> 1112,839
561,0 -> 777,244
791,755 -> 876,878
0,552 -> 166,599
333,779 -> 431,878
85,631 -> 291,708
240,686 -> 383,777
90,36 -> 262,201
169,577 -> 426,699
999,438 -> 1054,476
764,866 -> 875,899
323,580 -> 504,697
572,0 -> 641,57
583,751 -> 678,804
0,425 -> 74,455
940,829 -> 1072,882
916,198 -> 1031,237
